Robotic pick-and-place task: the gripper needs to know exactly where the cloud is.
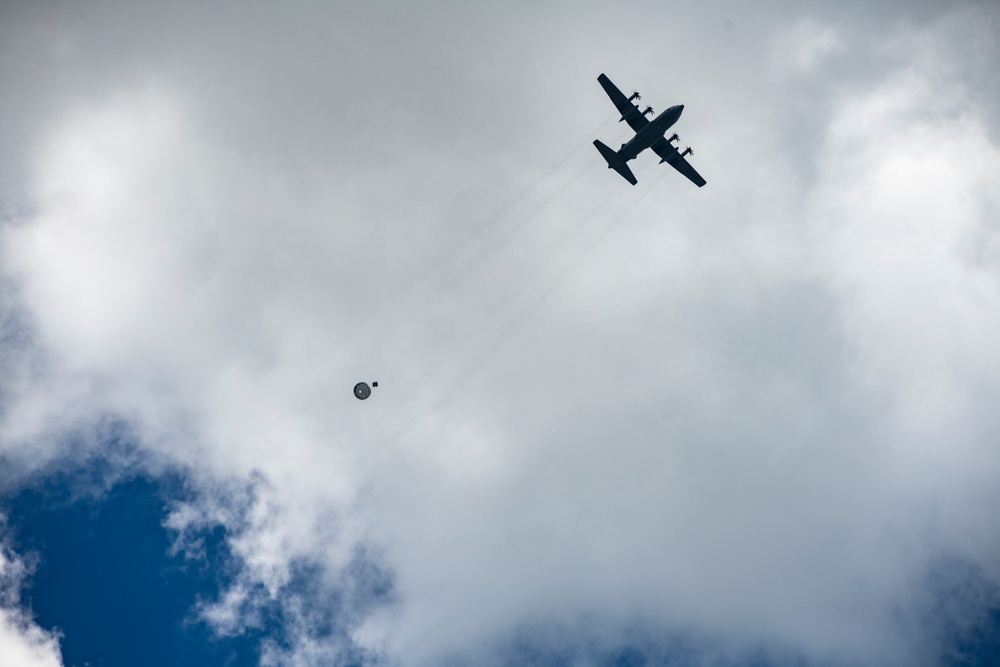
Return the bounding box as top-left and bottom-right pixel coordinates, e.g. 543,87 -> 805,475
0,531 -> 63,667
2,2 -> 1000,665
771,19 -> 847,77
0,607 -> 62,667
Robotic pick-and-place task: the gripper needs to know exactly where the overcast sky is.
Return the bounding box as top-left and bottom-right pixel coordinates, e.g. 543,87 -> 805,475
2,1 -> 1000,666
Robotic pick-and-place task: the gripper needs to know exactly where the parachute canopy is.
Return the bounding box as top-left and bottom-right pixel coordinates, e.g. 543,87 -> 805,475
354,382 -> 377,400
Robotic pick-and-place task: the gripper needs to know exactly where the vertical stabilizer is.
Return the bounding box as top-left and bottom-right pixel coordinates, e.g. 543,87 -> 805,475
593,140 -> 637,185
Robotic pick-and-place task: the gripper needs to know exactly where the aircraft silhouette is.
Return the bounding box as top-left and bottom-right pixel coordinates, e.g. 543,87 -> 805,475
593,73 -> 706,187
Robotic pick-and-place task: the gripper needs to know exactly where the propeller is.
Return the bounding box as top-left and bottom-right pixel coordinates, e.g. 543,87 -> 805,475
680,146 -> 694,158
628,90 -> 641,102
667,133 -> 680,144
642,105 -> 654,116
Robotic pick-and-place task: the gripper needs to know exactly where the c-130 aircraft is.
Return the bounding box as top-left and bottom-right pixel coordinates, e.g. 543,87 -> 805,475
593,73 -> 706,187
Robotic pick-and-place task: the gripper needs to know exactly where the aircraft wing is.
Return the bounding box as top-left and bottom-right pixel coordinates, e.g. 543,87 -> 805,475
652,138 -> 707,187
598,73 -> 649,133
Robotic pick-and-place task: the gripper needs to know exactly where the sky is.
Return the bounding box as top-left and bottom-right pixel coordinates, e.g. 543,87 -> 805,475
1,1 -> 1000,666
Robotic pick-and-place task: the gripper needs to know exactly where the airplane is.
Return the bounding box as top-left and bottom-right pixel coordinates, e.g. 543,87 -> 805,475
593,73 -> 706,187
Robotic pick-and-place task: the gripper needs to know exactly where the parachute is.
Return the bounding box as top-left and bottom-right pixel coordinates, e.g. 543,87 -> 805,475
354,381 -> 378,400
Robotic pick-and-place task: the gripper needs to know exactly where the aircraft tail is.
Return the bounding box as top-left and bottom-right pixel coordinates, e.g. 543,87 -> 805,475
593,140 -> 637,185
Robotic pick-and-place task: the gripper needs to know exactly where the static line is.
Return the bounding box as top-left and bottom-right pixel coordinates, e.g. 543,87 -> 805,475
410,168 -> 670,421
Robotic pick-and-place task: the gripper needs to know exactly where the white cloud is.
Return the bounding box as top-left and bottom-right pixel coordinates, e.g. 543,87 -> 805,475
0,609 -> 62,667
2,2 -> 1000,666
0,536 -> 63,667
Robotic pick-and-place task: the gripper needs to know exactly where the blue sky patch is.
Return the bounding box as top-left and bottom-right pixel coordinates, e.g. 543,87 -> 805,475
2,459 -> 261,667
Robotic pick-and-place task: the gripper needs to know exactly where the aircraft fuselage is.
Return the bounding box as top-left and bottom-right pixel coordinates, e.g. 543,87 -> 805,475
619,105 -> 683,161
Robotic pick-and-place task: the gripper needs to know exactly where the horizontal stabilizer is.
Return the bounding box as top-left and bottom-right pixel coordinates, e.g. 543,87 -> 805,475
593,140 -> 637,186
